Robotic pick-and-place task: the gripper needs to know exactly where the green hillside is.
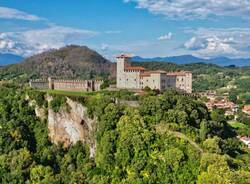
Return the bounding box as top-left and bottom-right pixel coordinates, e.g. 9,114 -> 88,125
0,84 -> 249,183
0,45 -> 115,81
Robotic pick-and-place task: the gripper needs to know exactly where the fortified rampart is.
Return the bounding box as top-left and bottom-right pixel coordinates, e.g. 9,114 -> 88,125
29,79 -> 49,89
29,78 -> 103,92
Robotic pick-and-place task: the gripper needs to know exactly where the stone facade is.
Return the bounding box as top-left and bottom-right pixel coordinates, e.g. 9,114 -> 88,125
29,79 -> 49,89
116,55 -> 192,93
29,77 -> 103,92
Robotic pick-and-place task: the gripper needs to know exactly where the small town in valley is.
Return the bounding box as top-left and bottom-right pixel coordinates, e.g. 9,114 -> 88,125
200,91 -> 250,147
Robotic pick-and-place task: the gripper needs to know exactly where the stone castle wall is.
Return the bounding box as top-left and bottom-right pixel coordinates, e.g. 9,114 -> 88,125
30,78 -> 103,92
29,79 -> 49,89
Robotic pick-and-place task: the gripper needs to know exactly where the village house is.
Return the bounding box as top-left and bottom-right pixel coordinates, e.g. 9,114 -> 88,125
239,137 -> 250,148
243,105 -> 250,115
116,54 -> 192,93
205,99 -> 238,115
201,91 -> 238,116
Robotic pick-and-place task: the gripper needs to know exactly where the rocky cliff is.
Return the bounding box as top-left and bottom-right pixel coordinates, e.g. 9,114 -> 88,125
34,96 -> 97,158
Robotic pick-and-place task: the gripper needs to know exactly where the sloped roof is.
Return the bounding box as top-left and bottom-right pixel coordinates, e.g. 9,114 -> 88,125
125,66 -> 146,71
116,54 -> 131,59
167,71 -> 190,76
243,105 -> 250,112
240,137 -> 250,141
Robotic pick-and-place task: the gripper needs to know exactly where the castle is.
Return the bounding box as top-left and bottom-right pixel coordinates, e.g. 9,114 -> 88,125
29,78 -> 103,92
116,55 -> 192,93
30,54 -> 192,93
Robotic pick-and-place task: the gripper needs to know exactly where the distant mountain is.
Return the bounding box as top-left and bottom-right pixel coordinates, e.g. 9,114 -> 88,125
2,45 -> 115,79
132,55 -> 250,66
0,53 -> 24,66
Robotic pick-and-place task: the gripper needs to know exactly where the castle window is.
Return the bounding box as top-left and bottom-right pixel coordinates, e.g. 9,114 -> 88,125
127,79 -> 128,81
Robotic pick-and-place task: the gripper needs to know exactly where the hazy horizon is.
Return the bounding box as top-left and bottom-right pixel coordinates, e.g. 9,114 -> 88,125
0,0 -> 250,60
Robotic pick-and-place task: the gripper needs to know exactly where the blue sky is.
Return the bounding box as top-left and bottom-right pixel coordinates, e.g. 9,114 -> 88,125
0,0 -> 250,60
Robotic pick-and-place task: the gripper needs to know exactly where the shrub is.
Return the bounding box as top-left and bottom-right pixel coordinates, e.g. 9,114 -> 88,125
50,96 -> 67,112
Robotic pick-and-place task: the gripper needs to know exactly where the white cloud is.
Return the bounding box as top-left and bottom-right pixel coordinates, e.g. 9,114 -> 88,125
0,7 -> 43,21
101,43 -> 109,51
157,32 -> 172,41
0,6 -> 99,56
0,26 -> 98,56
184,28 -> 250,58
124,0 -> 250,19
105,30 -> 122,34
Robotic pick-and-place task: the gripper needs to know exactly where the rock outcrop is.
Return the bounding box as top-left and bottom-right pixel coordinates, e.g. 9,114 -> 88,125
31,95 -> 97,158
47,97 -> 97,157
35,106 -> 47,121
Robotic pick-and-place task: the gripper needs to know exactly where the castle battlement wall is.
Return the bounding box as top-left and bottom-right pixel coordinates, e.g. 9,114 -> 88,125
29,78 -> 103,92
30,79 -> 48,83
29,79 -> 49,89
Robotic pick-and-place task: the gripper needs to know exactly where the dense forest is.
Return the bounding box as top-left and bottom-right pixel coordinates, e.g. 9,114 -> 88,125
0,84 -> 249,183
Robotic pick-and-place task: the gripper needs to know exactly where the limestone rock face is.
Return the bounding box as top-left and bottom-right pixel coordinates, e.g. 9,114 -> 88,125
35,106 -> 46,121
48,98 -> 97,158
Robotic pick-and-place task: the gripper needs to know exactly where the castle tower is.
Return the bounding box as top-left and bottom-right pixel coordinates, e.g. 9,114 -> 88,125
48,77 -> 54,90
116,54 -> 130,89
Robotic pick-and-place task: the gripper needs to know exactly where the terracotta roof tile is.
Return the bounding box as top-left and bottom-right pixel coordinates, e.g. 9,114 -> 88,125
140,72 -> 152,77
125,66 -> 146,71
150,70 -> 167,74
167,71 -> 189,76
243,105 -> 250,111
116,54 -> 131,59
240,137 -> 250,141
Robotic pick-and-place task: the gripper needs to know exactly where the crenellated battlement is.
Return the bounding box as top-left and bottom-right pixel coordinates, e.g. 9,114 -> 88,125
29,77 -> 103,92
30,79 -> 48,82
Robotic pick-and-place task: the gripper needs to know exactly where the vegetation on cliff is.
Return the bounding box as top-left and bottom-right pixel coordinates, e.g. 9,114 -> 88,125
0,84 -> 249,183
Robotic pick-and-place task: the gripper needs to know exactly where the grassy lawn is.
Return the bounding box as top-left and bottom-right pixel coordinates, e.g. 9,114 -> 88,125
239,76 -> 250,80
228,121 -> 246,129
34,89 -> 138,101
38,89 -> 111,97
